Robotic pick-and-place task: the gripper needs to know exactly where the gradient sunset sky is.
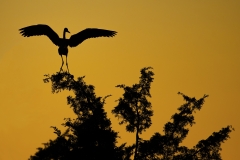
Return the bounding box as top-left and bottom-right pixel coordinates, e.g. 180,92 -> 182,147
0,0 -> 239,159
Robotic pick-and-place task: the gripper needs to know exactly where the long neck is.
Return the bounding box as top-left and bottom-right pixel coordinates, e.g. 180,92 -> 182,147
63,30 -> 66,39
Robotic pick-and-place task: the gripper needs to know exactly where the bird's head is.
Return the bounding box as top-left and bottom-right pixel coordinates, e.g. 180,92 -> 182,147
64,28 -> 70,33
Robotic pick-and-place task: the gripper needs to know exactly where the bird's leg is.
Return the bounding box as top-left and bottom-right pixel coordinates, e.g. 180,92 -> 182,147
66,55 -> 69,73
60,55 -> 64,72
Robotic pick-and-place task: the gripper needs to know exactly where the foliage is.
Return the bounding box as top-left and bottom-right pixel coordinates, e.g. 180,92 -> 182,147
29,68 -> 234,160
137,92 -> 234,160
30,72 -> 121,160
112,67 -> 154,159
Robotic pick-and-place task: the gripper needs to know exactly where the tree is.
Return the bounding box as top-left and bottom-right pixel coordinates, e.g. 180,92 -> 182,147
112,67 -> 154,160
137,92 -> 234,160
29,68 -> 234,160
29,72 -> 122,160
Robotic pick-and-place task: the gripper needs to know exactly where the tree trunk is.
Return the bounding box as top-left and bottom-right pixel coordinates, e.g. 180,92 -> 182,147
134,105 -> 140,160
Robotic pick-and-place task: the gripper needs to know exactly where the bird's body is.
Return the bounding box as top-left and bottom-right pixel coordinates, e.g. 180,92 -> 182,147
19,24 -> 117,71
57,28 -> 70,56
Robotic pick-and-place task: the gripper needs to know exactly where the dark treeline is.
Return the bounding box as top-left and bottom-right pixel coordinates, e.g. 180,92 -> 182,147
29,67 -> 234,160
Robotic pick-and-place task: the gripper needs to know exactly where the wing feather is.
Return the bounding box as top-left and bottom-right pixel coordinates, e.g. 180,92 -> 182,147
68,28 -> 117,47
19,24 -> 60,46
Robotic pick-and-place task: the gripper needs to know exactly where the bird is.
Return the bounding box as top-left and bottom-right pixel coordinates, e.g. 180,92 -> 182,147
19,24 -> 117,72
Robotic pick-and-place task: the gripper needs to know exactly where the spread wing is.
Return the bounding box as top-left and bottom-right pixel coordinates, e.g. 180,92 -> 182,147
68,28 -> 117,47
19,24 -> 60,46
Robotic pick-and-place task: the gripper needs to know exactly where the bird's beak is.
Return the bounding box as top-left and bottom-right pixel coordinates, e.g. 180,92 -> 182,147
67,30 -> 70,33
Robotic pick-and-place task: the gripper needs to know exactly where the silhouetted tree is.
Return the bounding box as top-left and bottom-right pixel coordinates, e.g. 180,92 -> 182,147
29,72 -> 122,160
136,92 -> 234,160
112,67 -> 154,160
29,68 -> 234,160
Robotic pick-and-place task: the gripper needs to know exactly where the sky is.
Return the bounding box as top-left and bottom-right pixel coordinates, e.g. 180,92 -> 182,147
0,0 -> 239,159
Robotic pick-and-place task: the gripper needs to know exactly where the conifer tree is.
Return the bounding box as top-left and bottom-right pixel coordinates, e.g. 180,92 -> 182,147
112,67 -> 154,160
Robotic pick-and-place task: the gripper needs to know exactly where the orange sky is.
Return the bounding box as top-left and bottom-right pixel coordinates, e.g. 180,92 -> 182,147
0,0 -> 239,159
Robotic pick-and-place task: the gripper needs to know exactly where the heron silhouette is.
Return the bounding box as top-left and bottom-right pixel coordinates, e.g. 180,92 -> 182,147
19,24 -> 117,72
